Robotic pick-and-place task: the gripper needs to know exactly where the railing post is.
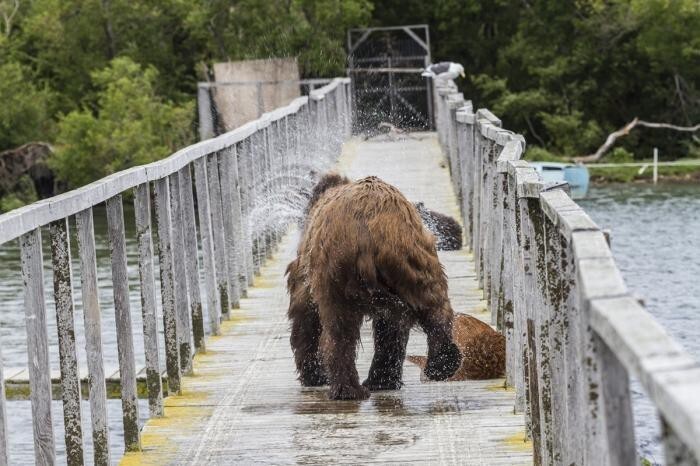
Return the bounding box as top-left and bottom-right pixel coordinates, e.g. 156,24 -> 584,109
499,168 -> 515,388
198,84 -> 215,140
218,147 -> 242,310
455,105 -> 472,239
179,166 -> 207,348
473,122 -> 486,286
662,418 -> 698,466
227,145 -> 248,295
206,152 -> 232,319
236,140 -> 255,283
599,334 -> 637,466
539,197 -> 568,465
75,208 -> 110,465
0,335 -> 7,466
153,178 -> 182,395
279,116 -> 290,237
20,228 -> 56,466
261,123 -> 275,256
560,231 -> 585,465
514,169 -> 544,461
168,173 -> 193,374
446,94 -> 464,195
573,230 -> 634,465
508,163 -> 534,414
490,142 -> 507,329
106,195 -> 141,452
49,218 -> 84,464
526,199 -> 555,466
192,158 -> 221,334
250,131 -> 264,274
133,183 -> 164,416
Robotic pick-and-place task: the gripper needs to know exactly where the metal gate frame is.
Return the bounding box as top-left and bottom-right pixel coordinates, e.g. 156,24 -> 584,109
347,24 -> 433,132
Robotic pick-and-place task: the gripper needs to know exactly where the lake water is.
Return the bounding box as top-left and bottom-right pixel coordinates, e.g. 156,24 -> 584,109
0,183 -> 698,464
580,182 -> 700,464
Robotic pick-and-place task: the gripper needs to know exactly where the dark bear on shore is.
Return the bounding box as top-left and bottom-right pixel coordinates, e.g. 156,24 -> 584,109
407,313 -> 506,380
287,173 -> 461,400
413,202 -> 462,251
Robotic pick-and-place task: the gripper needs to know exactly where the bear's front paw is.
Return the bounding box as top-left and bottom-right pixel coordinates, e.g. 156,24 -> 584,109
425,342 -> 461,381
329,383 -> 371,400
362,377 -> 403,391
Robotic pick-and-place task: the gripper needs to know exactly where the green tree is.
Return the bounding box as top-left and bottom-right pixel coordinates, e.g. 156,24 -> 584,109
52,57 -> 194,188
184,0 -> 373,77
0,61 -> 54,150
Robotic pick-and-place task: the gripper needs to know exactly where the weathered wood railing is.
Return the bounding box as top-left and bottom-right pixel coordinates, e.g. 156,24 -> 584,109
434,82 -> 700,465
0,77 -> 351,465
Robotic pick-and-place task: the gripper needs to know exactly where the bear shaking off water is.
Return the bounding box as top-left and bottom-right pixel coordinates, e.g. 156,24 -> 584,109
287,173 -> 461,400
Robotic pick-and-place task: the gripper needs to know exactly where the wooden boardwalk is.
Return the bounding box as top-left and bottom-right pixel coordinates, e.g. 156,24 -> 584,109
121,134 -> 532,465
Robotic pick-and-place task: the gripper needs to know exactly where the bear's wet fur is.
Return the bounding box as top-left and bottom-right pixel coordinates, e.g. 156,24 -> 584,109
406,313 -> 506,381
413,202 -> 463,251
287,173 -> 461,400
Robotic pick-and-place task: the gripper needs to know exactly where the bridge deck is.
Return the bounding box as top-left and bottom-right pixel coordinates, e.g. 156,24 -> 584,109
121,134 -> 532,465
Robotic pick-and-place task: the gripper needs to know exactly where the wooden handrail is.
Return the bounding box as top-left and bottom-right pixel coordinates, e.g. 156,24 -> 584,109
0,77 -> 352,465
433,80 -> 700,465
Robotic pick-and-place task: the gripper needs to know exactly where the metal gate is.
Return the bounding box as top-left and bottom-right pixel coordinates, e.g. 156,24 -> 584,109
347,25 -> 432,134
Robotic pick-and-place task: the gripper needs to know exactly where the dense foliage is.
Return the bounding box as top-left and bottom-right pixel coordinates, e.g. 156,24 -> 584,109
52,57 -> 194,188
372,0 -> 700,160
0,0 -> 698,200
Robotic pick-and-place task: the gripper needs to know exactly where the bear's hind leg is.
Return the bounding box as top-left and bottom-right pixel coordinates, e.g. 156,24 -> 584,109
320,308 -> 369,400
363,318 -> 411,391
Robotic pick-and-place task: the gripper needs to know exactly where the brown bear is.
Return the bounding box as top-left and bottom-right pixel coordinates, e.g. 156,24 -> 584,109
287,173 -> 461,400
407,313 -> 506,380
298,173 -> 463,251
413,202 -> 463,251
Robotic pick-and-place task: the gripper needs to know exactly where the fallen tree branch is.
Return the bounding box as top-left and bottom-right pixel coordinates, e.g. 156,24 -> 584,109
575,118 -> 700,163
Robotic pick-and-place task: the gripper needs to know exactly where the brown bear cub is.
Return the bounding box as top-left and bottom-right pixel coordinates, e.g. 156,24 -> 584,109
287,173 -> 461,400
407,313 -> 506,380
413,202 -> 462,251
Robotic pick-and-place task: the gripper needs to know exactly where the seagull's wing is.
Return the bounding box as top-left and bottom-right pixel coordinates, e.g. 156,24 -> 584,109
431,62 -> 452,75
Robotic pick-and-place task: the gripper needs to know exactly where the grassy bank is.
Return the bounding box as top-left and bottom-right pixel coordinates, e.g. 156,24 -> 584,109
588,161 -> 700,184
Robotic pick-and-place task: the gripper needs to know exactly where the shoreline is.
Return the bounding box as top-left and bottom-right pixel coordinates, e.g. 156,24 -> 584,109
590,172 -> 700,185
588,163 -> 700,185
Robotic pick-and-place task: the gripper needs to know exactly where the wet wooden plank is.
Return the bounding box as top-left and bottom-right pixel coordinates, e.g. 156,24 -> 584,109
123,135 -> 531,466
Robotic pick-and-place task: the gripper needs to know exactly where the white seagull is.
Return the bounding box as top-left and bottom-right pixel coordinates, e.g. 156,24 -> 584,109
421,62 -> 466,80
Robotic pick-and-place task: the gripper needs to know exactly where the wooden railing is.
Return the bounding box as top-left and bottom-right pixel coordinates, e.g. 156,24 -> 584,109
0,78 -> 351,465
434,83 -> 700,465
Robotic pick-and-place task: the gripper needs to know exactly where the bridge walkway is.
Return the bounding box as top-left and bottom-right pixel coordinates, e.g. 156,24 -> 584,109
121,134 -> 532,465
